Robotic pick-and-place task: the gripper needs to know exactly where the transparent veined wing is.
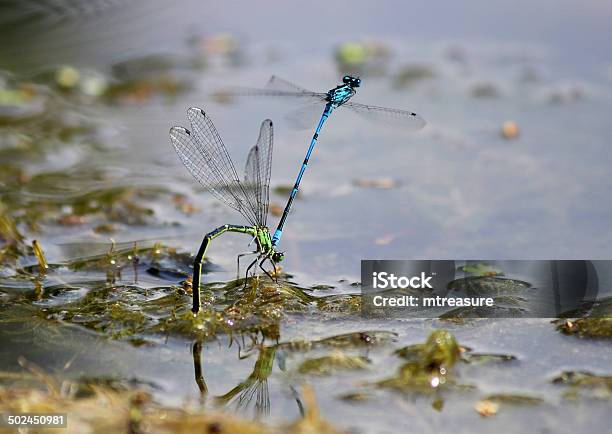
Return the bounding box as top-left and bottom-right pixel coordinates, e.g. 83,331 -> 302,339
285,100 -> 327,130
243,119 -> 274,227
264,75 -> 322,95
169,107 -> 260,226
215,76 -> 327,130
342,101 -> 426,131
220,75 -> 327,101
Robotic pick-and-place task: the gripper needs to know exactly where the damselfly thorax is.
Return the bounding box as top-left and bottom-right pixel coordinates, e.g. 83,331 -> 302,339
326,75 -> 360,107
253,226 -> 282,260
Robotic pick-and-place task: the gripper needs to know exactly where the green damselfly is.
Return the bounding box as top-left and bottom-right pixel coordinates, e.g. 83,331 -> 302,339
170,108 -> 283,314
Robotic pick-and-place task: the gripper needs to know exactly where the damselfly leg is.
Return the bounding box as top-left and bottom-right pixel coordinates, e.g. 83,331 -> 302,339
266,256 -> 280,283
244,256 -> 260,290
259,257 -> 276,282
237,250 -> 259,278
242,254 -> 278,289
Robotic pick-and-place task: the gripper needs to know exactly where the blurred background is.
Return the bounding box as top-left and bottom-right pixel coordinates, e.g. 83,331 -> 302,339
1,2 -> 611,431
2,0 -> 612,280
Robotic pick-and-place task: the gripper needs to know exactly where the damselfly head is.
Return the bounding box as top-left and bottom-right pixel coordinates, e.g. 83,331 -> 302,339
272,251 -> 284,262
343,75 -> 361,88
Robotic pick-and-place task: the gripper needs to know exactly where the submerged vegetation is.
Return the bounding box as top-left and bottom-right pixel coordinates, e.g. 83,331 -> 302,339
0,359 -> 347,434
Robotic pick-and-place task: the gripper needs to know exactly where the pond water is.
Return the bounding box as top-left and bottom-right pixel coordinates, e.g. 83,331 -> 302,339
0,1 -> 611,433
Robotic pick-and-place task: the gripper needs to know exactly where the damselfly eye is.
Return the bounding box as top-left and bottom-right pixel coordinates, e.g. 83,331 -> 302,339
342,75 -> 361,87
272,252 -> 284,262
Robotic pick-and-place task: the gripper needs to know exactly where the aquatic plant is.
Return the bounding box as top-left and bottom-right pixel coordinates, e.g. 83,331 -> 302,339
297,351 -> 369,376
556,318 -> 612,339
552,371 -> 612,400
481,393 -> 543,405
277,331 -> 398,353
458,263 -> 503,276
0,359 -> 348,434
374,330 -> 462,393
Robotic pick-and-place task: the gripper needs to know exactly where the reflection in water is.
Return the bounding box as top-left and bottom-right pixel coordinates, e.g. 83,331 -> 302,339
215,345 -> 275,417
190,329 -> 400,416
191,323 -> 283,417
192,333 -> 278,418
192,340 -> 207,396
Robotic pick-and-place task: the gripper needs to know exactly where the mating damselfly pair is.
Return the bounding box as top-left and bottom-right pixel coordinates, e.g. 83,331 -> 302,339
170,75 -> 425,313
